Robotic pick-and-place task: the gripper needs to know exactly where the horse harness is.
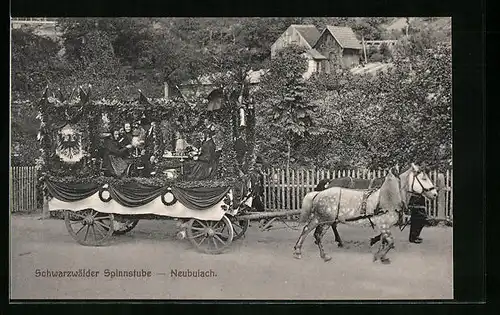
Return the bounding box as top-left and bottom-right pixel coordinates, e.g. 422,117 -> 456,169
314,187 -> 382,229
318,179 -> 383,229
359,188 -> 379,215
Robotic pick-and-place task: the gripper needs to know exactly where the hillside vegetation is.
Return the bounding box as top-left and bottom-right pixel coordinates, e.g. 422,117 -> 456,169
11,17 -> 451,170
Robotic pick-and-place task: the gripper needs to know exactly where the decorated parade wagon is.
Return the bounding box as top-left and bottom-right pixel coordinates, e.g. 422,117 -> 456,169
36,84 -> 302,254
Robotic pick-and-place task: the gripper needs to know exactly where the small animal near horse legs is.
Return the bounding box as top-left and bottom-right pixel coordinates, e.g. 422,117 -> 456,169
373,225 -> 395,264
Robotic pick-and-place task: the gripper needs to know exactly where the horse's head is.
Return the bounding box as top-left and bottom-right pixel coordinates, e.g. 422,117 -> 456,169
400,163 -> 438,201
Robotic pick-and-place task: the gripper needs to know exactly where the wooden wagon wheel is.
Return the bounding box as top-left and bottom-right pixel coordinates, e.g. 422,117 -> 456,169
64,209 -> 114,246
112,217 -> 140,235
229,215 -> 249,241
186,215 -> 234,254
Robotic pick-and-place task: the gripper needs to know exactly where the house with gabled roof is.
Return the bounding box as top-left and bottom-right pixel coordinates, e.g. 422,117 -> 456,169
271,24 -> 322,58
270,24 -> 329,79
271,24 -> 363,78
314,25 -> 363,69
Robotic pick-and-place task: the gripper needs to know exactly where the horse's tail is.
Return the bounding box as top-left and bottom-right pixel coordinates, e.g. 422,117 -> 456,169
299,191 -> 320,223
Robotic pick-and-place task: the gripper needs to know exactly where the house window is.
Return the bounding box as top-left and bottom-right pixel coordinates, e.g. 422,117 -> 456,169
310,60 -> 316,73
317,61 -> 322,73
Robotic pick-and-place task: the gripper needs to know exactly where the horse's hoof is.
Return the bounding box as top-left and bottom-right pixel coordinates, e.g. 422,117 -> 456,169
322,255 -> 332,262
337,243 -> 344,248
381,258 -> 391,264
293,253 -> 302,259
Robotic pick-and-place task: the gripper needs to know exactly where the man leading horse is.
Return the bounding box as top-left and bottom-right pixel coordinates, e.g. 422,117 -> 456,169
294,163 -> 437,263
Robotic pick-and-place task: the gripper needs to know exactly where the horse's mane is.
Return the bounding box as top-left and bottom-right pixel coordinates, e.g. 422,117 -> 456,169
378,170 -> 403,211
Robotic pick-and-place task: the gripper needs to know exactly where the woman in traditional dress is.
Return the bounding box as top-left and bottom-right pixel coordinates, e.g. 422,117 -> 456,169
101,130 -> 133,177
185,130 -> 217,181
123,122 -> 133,141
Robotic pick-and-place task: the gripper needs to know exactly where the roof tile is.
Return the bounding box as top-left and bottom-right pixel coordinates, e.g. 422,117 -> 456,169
292,24 -> 321,48
325,26 -> 362,49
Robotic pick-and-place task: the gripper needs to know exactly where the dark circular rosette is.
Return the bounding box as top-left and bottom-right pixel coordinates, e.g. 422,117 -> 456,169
98,184 -> 112,202
161,188 -> 177,206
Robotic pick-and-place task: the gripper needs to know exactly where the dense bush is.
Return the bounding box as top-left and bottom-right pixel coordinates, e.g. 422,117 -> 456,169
369,52 -> 384,62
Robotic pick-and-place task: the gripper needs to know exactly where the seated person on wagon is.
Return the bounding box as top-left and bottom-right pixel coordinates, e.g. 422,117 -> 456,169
100,129 -> 133,177
185,130 -> 218,181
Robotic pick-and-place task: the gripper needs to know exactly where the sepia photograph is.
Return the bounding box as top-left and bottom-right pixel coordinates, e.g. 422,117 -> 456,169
10,17 -> 452,300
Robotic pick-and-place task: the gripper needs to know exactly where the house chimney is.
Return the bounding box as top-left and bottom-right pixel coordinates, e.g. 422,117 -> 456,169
164,81 -> 169,100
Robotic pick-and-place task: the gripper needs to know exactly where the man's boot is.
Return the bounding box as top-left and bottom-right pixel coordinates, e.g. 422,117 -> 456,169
414,222 -> 425,242
409,220 -> 422,243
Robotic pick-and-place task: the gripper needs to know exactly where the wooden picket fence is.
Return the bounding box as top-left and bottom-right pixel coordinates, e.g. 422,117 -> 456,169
263,168 -> 453,220
8,165 -> 454,220
10,166 -> 39,213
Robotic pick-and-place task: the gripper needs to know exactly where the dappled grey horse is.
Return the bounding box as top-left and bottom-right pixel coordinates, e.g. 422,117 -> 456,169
314,176 -> 384,248
294,164 -> 437,263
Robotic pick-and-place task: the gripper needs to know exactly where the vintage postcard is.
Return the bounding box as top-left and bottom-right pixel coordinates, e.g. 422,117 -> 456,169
10,17 -> 452,300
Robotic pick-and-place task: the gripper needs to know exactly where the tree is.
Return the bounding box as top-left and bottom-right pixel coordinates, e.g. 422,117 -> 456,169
10,17 -> 451,170
349,18 -> 390,41
57,18 -> 184,98
11,28 -> 68,99
255,45 -> 318,169
379,42 -> 392,61
367,45 -> 379,62
306,40 -> 451,169
11,28 -> 68,164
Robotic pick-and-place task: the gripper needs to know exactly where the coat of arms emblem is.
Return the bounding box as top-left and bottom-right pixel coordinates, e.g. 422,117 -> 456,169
55,124 -> 85,164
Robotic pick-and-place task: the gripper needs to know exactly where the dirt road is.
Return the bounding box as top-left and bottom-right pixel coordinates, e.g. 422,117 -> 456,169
10,214 -> 453,300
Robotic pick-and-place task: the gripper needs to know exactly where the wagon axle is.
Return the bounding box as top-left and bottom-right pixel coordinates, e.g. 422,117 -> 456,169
178,226 -> 217,239
83,215 -> 95,225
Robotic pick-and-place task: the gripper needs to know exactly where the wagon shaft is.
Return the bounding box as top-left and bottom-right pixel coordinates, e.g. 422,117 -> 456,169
236,210 -> 301,221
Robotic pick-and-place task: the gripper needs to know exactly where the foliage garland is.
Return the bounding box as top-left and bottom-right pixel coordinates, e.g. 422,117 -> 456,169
36,85 -> 253,196
45,174 -> 239,190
